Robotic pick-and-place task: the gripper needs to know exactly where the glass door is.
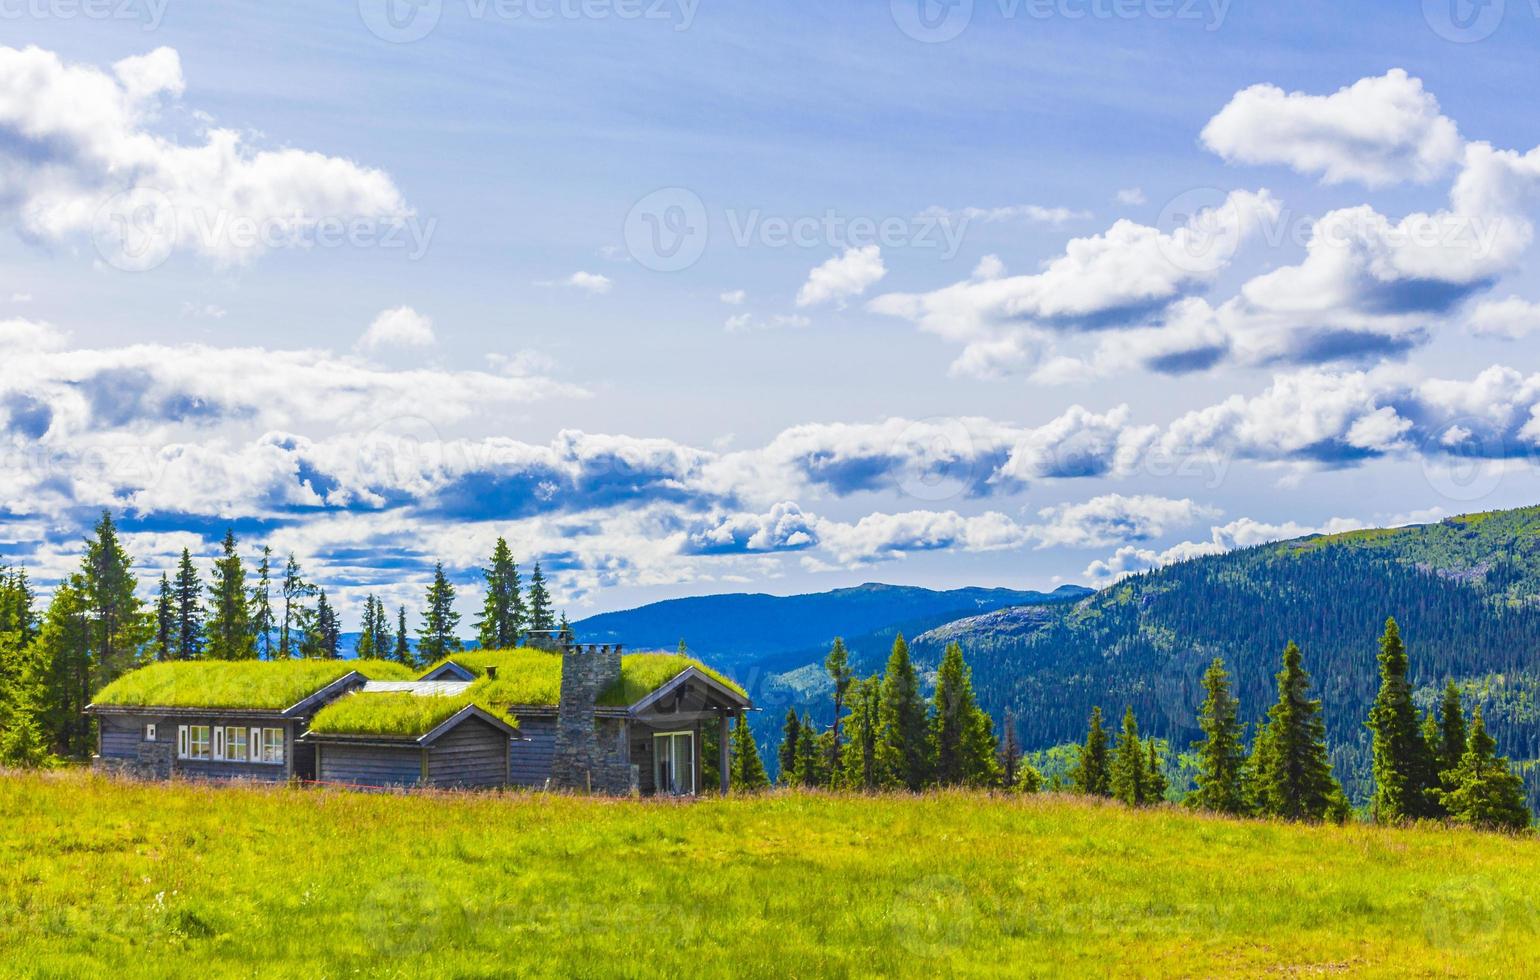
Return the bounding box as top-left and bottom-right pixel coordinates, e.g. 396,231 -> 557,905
652,731 -> 695,796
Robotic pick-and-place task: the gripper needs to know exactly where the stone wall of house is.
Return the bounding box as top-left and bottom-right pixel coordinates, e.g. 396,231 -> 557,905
94,738 -> 174,780
549,643 -> 634,794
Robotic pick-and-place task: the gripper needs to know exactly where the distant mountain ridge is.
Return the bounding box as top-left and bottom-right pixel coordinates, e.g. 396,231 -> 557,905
571,582 -> 1091,670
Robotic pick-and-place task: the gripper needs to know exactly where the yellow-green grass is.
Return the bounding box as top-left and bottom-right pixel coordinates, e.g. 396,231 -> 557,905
90,660 -> 415,711
306,692 -> 517,739
6,772 -> 1540,977
421,648 -> 746,707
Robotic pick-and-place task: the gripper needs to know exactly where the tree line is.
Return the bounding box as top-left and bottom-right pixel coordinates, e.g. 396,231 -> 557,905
0,511 -> 571,763
749,617 -> 1529,832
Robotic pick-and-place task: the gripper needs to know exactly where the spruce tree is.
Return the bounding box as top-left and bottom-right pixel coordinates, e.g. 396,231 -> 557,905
417,563 -> 462,663
475,538 -> 525,650
729,714 -> 770,791
778,708 -> 801,785
278,553 -> 311,660
839,675 -> 881,790
795,712 -> 821,787
206,529 -> 256,660
79,510 -> 149,684
1252,641 -> 1341,821
825,637 -> 853,773
526,562 -> 554,636
1190,657 -> 1248,814
0,567 -> 37,644
999,709 -> 1023,789
305,590 -> 341,659
1434,680 -> 1467,788
355,596 -> 380,659
1366,617 -> 1437,822
1070,706 -> 1111,797
1439,707 -> 1530,832
1145,739 -> 1169,803
0,630 -> 52,768
1110,706 -> 1149,806
930,642 -> 1001,788
251,546 -> 275,659
153,573 -> 176,662
393,606 -> 414,668
173,549 -> 205,661
874,633 -> 929,790
557,611 -> 572,644
31,582 -> 92,756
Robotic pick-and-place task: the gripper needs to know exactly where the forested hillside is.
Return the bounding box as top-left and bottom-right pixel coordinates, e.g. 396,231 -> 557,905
907,507 -> 1540,804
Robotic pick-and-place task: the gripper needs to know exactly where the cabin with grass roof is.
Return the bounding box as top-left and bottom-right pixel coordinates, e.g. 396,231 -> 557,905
431,643 -> 749,795
86,660 -> 416,781
85,643 -> 752,797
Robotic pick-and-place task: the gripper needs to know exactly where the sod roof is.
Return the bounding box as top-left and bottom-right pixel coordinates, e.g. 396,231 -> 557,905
419,648 -> 746,707
91,659 -> 415,711
307,691 -> 517,739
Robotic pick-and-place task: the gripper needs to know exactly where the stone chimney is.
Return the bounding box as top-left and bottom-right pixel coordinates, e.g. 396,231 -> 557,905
549,643 -> 626,792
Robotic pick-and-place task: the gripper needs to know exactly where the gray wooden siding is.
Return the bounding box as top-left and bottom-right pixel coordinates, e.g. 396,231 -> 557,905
318,743 -> 423,787
98,712 -> 289,782
509,716 -> 556,787
427,719 -> 507,788
100,715 -> 152,758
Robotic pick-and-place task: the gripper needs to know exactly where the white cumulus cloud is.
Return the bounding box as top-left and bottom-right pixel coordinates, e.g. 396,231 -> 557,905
796,245 -> 886,308
1201,69 -> 1463,187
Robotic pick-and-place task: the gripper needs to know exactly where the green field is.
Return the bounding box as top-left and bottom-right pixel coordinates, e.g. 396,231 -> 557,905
3,773 -> 1540,977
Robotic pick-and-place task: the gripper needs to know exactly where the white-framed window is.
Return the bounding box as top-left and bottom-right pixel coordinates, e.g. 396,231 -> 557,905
652,731 -> 695,796
213,726 -> 226,761
179,725 -> 210,761
144,723 -> 157,742
224,727 -> 248,763
258,728 -> 285,765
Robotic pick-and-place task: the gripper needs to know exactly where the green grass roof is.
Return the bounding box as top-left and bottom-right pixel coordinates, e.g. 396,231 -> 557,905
92,660 -> 415,711
423,648 -> 746,707
303,649 -> 748,738
307,692 -> 516,739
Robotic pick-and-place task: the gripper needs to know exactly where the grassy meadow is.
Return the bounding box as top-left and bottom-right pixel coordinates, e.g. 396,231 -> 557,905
3,772 -> 1540,977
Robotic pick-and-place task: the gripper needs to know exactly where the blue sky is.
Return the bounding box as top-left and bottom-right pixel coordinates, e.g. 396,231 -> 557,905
5,0 -> 1540,625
